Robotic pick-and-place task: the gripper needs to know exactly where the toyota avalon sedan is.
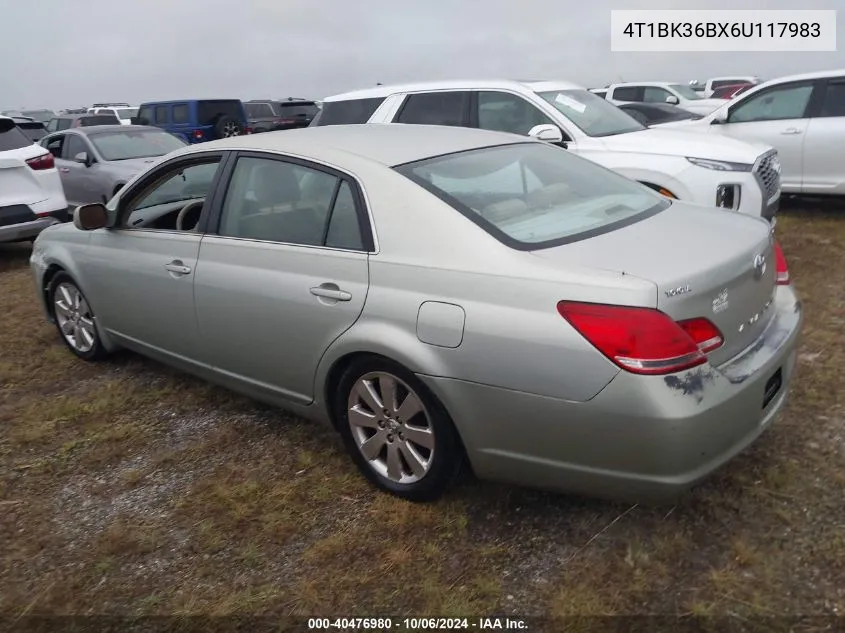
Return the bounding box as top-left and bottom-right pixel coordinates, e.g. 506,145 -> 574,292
30,125 -> 802,502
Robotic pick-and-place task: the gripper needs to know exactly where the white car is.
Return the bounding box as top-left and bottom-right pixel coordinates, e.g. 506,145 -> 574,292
0,116 -> 68,242
87,105 -> 139,126
665,69 -> 845,196
606,82 -> 727,116
692,77 -> 761,98
315,80 -> 780,220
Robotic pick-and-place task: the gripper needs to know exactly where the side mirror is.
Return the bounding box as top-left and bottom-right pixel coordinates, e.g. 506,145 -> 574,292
711,109 -> 728,125
74,151 -> 91,166
665,95 -> 680,105
73,203 -> 108,231
528,124 -> 564,144
130,116 -> 140,125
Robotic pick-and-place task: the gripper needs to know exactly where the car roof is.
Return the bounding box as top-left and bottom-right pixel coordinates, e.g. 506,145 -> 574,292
181,124 -> 535,167
138,99 -> 243,106
324,79 -> 585,102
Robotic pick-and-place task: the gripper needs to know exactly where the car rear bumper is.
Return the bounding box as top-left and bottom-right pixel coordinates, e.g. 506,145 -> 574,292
0,205 -> 69,242
419,284 -> 803,502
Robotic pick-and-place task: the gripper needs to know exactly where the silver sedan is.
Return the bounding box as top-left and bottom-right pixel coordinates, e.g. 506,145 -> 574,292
30,125 -> 803,502
39,125 -> 187,206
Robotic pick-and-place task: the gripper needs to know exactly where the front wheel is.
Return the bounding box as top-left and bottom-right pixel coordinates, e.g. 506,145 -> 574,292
334,357 -> 463,502
49,273 -> 107,361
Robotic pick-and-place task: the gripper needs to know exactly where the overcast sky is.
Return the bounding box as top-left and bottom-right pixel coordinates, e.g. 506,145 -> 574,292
1,0 -> 842,109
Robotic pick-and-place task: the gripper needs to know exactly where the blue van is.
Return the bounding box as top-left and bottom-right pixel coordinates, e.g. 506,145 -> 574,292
134,99 -> 249,143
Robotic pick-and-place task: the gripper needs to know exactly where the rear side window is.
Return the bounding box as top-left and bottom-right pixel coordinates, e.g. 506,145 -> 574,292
818,80 -> 845,118
246,103 -> 274,118
172,104 -> 189,123
154,107 -> 169,124
197,100 -> 245,125
612,86 -> 643,101
312,98 -> 385,126
137,106 -> 154,125
0,119 -> 33,151
396,92 -> 469,126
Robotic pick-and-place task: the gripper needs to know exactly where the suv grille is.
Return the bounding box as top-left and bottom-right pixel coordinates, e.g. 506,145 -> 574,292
755,152 -> 781,202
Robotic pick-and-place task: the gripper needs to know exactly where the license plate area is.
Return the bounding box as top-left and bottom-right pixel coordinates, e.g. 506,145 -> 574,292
762,367 -> 783,410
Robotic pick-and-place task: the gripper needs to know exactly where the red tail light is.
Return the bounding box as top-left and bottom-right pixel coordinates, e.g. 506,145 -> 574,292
245,126 -> 253,135
773,241 -> 789,285
26,152 -> 55,171
193,129 -> 204,140
557,302 -> 723,375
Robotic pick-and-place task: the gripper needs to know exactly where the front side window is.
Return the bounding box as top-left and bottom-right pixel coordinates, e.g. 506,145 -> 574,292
42,134 -> 65,156
89,130 -> 187,161
728,83 -> 814,123
537,89 -> 645,137
218,156 -> 365,249
154,106 -> 169,124
476,91 -> 557,136
63,135 -> 89,160
137,106 -> 154,125
396,142 -> 668,248
643,87 -> 673,103
125,159 -> 221,223
396,92 -> 469,127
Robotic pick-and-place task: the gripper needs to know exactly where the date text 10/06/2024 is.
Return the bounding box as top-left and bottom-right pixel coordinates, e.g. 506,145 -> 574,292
307,617 -> 528,630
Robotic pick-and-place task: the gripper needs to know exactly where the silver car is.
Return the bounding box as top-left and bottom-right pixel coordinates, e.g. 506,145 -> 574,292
39,125 -> 187,206
30,125 -> 803,502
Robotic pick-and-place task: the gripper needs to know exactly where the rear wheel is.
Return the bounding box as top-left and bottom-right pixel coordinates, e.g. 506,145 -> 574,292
334,357 -> 462,501
48,273 -> 107,361
214,115 -> 242,138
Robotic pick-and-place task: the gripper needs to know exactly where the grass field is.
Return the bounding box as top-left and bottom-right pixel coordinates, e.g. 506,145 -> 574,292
1,205 -> 843,620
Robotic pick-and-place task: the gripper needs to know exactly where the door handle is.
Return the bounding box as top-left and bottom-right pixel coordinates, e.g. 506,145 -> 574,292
164,261 -> 192,275
781,127 -> 802,135
310,284 -> 352,301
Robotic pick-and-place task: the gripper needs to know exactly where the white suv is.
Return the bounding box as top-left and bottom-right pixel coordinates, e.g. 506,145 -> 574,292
0,116 -> 69,242
315,80 -> 781,220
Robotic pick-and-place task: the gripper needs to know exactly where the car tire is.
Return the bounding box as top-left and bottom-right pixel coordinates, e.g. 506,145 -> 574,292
48,272 -> 107,361
334,356 -> 463,502
213,115 -> 242,138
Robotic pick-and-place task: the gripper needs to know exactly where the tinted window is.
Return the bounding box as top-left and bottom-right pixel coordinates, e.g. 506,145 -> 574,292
43,135 -> 65,157
0,119 -> 32,151
621,107 -> 649,125
276,102 -> 319,117
154,106 -> 169,124
80,115 -> 120,127
397,143 -> 667,248
396,92 -> 469,126
219,156 -> 349,247
612,86 -> 642,101
537,89 -> 646,137
56,119 -> 72,131
477,91 -> 557,136
63,135 -> 89,160
15,121 -> 47,142
89,130 -> 187,161
127,160 -> 221,221
172,104 -> 189,123
197,100 -> 245,125
246,103 -> 274,118
313,98 -> 385,126
818,80 -> 845,118
325,181 -> 364,250
728,83 -> 814,123
137,106 -> 154,125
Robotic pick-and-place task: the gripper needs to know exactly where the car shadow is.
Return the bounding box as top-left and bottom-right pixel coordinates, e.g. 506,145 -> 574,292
0,242 -> 33,273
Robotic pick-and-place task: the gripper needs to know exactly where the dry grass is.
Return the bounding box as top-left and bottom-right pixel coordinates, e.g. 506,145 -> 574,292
0,203 -> 843,619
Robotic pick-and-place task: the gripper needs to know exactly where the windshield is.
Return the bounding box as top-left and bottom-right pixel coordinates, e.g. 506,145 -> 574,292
537,89 -> 645,137
668,84 -> 701,100
115,107 -> 138,119
396,143 -> 668,248
90,130 -> 186,161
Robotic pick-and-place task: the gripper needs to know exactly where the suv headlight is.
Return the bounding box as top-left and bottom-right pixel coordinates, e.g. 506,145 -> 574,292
686,157 -> 753,172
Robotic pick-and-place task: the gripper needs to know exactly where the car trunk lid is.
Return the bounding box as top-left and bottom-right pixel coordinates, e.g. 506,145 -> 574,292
530,202 -> 776,367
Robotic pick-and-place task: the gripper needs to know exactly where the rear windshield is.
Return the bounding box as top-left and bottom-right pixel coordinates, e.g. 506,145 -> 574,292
197,100 -> 244,125
0,118 -> 33,151
15,121 -> 47,141
277,102 -> 318,117
395,142 -> 668,249
89,129 -> 187,161
80,115 -> 120,126
312,98 -> 385,126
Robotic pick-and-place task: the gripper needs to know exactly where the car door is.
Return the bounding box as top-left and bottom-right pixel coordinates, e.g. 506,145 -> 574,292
194,152 -> 372,405
57,133 -> 97,205
713,81 -> 817,192
801,77 -> 845,194
82,153 -> 228,366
